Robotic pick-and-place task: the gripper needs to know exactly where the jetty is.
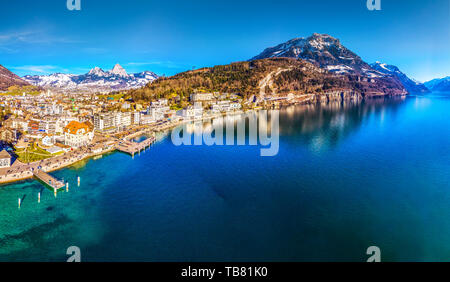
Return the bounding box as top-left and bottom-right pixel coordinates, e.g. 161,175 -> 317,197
115,136 -> 156,156
33,170 -> 65,190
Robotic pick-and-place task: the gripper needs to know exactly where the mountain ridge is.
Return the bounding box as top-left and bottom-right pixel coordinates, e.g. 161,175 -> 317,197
425,76 -> 450,92
0,64 -> 31,91
131,34 -> 411,103
130,57 -> 407,104
370,62 -> 430,93
23,64 -> 158,93
251,33 -> 373,75
251,33 -> 433,94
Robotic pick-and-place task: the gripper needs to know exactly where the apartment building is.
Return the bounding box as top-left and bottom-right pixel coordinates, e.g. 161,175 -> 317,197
64,121 -> 94,148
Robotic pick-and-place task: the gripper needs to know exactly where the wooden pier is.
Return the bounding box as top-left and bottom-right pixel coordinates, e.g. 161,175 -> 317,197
115,136 -> 156,156
33,170 -> 65,190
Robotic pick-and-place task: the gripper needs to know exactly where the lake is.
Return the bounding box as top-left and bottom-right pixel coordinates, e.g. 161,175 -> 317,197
0,93 -> 449,262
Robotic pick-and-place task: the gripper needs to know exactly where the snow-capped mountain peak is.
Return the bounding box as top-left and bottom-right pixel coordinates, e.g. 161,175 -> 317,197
251,33 -> 370,73
23,64 -> 158,93
250,34 -> 430,94
110,63 -> 128,77
88,67 -> 108,77
307,33 -> 339,50
23,73 -> 77,89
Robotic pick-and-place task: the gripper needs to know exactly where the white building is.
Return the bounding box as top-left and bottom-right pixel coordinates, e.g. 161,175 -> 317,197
132,111 -> 141,125
11,119 -> 28,132
117,112 -> 132,128
121,102 -> 131,110
94,112 -> 132,132
211,101 -> 242,113
193,102 -> 203,119
64,121 -> 94,148
94,113 -> 114,132
42,135 -> 55,147
140,114 -> 156,125
0,150 -> 11,168
178,102 -> 203,120
147,99 -> 170,121
190,93 -> 214,102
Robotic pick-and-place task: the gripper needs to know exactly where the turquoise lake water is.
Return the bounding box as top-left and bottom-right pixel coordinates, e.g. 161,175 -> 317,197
0,93 -> 449,262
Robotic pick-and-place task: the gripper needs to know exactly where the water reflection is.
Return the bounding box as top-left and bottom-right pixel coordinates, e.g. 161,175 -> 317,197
177,96 -> 408,154
278,96 -> 407,151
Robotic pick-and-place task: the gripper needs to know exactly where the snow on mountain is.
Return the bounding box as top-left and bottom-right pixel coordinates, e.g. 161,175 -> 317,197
251,33 -> 426,92
87,67 -> 109,77
424,76 -> 450,92
23,73 -> 77,89
251,33 -> 372,74
23,64 -> 158,93
250,34 -> 410,95
370,62 -> 430,93
110,63 -> 128,77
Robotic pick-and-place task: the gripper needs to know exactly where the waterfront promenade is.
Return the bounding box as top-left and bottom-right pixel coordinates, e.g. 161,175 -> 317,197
0,145 -> 108,184
116,136 -> 155,156
0,110 -> 246,185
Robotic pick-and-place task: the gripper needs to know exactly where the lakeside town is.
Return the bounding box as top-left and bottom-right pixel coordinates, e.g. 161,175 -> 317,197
0,90 -> 245,185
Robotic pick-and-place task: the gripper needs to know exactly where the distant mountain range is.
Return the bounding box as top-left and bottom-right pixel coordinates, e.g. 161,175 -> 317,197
137,33 -> 450,102
424,77 -> 450,92
370,62 -> 430,93
251,33 -> 432,94
1,34 -> 448,96
0,64 -> 30,91
23,64 -> 158,93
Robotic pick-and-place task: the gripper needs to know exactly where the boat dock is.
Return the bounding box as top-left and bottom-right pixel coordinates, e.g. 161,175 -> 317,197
33,170 -> 65,190
115,136 -> 156,156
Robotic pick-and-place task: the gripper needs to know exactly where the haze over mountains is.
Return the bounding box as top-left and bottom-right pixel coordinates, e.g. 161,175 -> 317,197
23,64 -> 158,93
424,77 -> 450,92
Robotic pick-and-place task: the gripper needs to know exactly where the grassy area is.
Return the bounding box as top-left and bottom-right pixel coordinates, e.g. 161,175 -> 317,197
98,93 -> 126,101
15,145 -> 54,163
0,85 -> 42,96
170,104 -> 183,111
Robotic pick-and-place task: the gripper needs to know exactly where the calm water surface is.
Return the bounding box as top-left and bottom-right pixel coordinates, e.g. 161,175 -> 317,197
0,93 -> 449,262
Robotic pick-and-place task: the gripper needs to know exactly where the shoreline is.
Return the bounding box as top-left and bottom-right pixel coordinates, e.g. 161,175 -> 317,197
0,147 -> 117,186
0,95 -> 407,187
0,113 -> 220,186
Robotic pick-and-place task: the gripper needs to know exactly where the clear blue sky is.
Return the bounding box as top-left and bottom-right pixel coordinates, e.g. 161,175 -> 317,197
0,0 -> 448,82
